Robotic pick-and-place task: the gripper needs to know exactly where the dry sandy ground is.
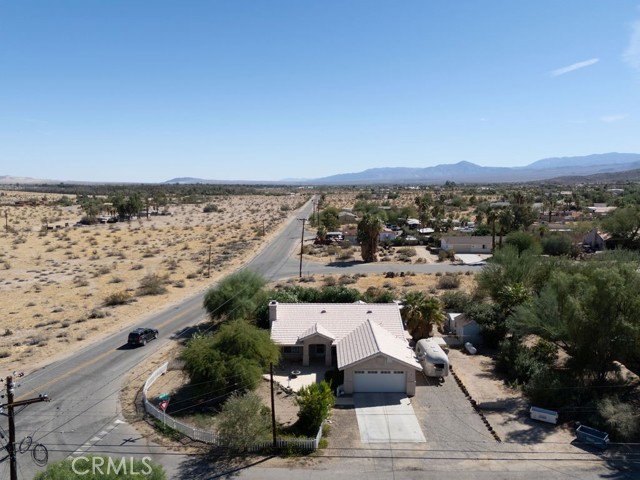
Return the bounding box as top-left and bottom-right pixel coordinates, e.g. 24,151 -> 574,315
0,189 -> 308,373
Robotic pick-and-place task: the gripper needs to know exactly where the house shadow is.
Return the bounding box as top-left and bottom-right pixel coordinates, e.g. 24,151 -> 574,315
352,392 -> 408,408
174,453 -> 274,479
326,260 -> 366,268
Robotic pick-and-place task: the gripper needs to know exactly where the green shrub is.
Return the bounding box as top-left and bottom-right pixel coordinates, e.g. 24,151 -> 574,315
217,392 -> 271,451
203,203 -> 219,213
296,381 -> 334,436
542,234 -> 572,256
594,396 -> 640,441
440,291 -> 472,310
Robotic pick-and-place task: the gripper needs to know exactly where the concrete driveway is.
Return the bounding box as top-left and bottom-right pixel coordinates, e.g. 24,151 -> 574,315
353,393 -> 426,443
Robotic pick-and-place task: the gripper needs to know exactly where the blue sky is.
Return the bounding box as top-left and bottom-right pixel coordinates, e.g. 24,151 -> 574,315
1,1 -> 640,182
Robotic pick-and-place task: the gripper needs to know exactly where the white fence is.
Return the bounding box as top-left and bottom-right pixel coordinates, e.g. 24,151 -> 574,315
142,362 -> 321,451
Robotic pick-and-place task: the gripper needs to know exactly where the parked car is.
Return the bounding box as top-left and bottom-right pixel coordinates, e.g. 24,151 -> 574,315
127,327 -> 159,346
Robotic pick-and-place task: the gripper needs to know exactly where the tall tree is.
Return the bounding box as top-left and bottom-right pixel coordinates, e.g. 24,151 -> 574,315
601,206 -> 640,249
497,207 -> 514,246
357,213 -> 383,262
487,209 -> 497,251
203,270 -> 267,321
414,194 -> 432,227
401,291 -> 445,341
508,259 -> 640,384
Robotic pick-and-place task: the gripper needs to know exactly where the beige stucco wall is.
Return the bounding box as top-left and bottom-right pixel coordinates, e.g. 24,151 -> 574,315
342,354 -> 417,396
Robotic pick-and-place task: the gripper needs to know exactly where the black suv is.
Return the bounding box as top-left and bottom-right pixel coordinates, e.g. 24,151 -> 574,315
127,327 -> 158,346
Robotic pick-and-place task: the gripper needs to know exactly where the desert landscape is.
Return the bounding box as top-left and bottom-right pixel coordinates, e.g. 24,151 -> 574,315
0,188 -> 474,375
0,189 -> 310,373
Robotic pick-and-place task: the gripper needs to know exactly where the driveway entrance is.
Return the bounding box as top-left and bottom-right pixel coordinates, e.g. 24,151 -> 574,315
353,393 -> 426,443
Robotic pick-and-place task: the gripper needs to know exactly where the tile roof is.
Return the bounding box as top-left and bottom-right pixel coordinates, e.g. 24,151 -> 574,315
298,323 -> 336,342
270,303 -> 405,346
336,319 -> 421,370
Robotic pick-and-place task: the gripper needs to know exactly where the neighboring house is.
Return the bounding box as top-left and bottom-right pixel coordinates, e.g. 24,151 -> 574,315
441,236 -> 493,254
338,210 -> 358,223
379,228 -> 400,242
447,313 -> 482,345
588,204 -> 617,216
269,302 -> 420,395
582,227 -> 610,251
343,227 -> 358,245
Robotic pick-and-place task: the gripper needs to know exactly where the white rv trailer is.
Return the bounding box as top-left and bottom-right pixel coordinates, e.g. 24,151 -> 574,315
415,338 -> 450,378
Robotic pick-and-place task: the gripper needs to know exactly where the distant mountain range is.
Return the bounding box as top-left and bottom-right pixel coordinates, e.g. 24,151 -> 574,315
3,152 -> 640,186
302,153 -> 640,185
165,152 -> 640,185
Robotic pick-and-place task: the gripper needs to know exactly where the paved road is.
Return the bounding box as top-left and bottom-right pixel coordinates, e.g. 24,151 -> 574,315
2,197 -> 635,479
1,199 -> 316,479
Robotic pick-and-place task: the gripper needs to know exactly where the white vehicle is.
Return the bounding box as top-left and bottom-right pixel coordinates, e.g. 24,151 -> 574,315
415,338 -> 450,378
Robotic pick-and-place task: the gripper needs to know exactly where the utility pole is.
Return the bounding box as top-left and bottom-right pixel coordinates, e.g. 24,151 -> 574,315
2,375 -> 50,480
298,218 -> 306,278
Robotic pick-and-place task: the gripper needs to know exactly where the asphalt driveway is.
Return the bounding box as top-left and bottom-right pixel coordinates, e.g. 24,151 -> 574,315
353,393 -> 426,443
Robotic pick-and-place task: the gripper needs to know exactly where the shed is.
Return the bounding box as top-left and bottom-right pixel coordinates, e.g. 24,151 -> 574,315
448,312 -> 482,344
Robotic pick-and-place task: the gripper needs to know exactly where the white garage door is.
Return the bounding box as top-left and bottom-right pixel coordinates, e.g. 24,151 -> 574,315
353,370 -> 406,393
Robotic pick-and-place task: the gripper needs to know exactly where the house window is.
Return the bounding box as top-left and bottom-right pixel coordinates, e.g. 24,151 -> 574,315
367,371 -> 378,374
381,371 -> 391,374
283,346 -> 302,354
394,371 -> 404,374
354,370 -> 365,374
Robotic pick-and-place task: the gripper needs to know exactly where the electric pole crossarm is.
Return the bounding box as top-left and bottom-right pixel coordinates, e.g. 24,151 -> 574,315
2,395 -> 50,409
3,375 -> 51,480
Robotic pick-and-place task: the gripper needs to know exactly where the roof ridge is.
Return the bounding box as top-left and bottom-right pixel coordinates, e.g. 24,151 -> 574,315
367,318 -> 381,353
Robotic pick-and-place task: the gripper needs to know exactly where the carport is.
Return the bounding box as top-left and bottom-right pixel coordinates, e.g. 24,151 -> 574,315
354,393 -> 426,443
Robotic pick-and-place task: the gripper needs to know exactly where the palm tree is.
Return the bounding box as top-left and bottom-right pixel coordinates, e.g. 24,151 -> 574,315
414,194 -> 432,227
401,291 -> 445,341
498,207 -> 514,247
357,213 -> 384,262
487,209 -> 497,251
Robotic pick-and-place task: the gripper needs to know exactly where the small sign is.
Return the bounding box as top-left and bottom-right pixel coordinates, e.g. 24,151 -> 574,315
159,399 -> 170,411
158,393 -> 170,401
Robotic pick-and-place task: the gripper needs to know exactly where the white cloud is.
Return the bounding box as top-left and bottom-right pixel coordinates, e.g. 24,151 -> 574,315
550,58 -> 600,76
600,114 -> 628,123
623,20 -> 640,70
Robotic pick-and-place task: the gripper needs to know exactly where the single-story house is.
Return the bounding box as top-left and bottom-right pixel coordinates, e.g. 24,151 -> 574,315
339,210 -> 358,223
447,312 -> 482,345
269,302 -> 421,395
441,236 -> 493,254
588,204 -> 617,216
